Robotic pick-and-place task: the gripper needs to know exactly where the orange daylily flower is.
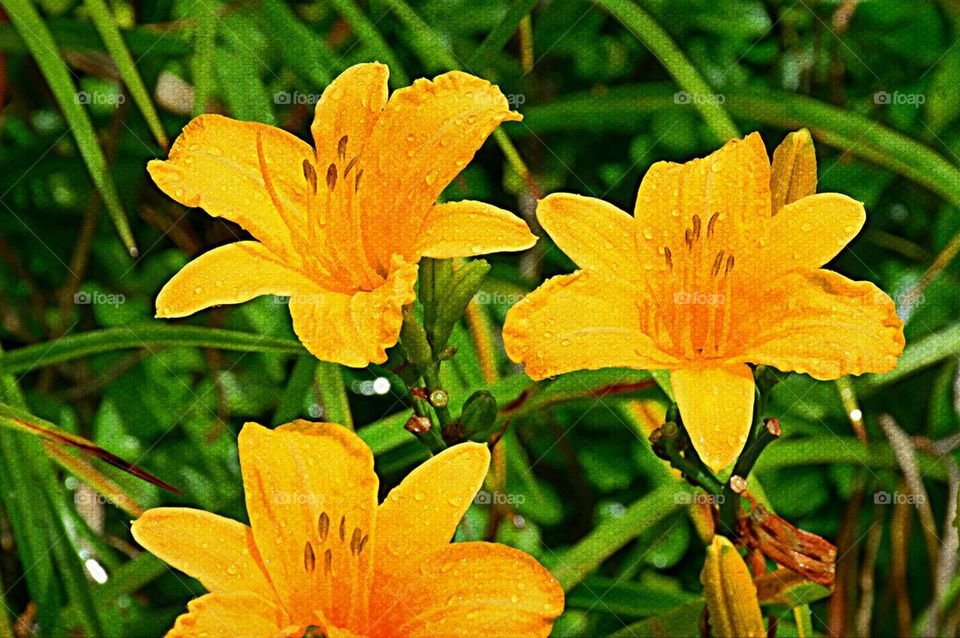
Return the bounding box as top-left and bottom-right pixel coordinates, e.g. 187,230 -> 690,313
132,421 -> 564,637
503,131 -> 904,471
149,63 -> 535,367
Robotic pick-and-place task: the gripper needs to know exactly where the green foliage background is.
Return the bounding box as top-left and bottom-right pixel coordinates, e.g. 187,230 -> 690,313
1,0 -> 960,636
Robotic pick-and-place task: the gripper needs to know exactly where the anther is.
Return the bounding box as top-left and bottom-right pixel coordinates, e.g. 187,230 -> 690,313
707,212 -> 719,238
350,528 -> 362,555
711,250 -> 725,276
338,135 -> 348,160
664,246 -> 673,270
684,228 -> 694,249
304,541 -> 316,573
355,168 -> 364,193
339,515 -> 346,542
691,215 -> 701,241
344,155 -> 359,177
318,512 -> 330,542
302,160 -> 317,193
326,163 -> 338,191
725,255 -> 735,274
324,548 -> 333,575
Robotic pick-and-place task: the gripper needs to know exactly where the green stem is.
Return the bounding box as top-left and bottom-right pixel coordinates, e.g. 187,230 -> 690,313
650,422 -> 723,494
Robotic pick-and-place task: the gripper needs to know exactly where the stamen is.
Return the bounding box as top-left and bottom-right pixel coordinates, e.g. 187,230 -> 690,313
358,535 -> 369,556
338,135 -> 348,160
344,155 -> 360,177
684,228 -> 694,249
691,215 -> 701,241
318,512 -> 330,542
302,160 -> 317,193
326,163 -> 338,191
355,168 -> 364,193
707,212 -> 719,238
725,255 -> 735,274
350,528 -> 362,555
324,548 -> 333,575
664,246 -> 673,270
339,515 -> 346,542
711,250 -> 724,277
304,541 -> 316,574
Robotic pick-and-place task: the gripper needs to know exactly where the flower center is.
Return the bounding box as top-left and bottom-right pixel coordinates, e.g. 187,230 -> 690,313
650,212 -> 739,359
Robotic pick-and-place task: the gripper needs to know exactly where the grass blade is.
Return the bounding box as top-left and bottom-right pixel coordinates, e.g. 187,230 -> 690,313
4,0 -> 138,255
0,325 -> 307,375
466,0 -> 540,70
329,0 -> 409,85
258,0 -> 334,86
191,0 -> 215,116
0,401 -> 178,492
82,0 -> 168,148
594,0 -> 740,143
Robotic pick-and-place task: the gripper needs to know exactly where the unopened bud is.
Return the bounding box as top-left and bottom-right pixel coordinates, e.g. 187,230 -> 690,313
729,475 -> 748,494
404,415 -> 432,435
429,389 -> 449,408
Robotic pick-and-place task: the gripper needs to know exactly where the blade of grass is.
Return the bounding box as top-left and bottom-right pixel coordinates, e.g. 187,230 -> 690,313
42,443 -> 145,517
191,0 -> 215,116
315,362 -> 353,429
0,401 -> 178,492
547,482 -> 687,591
328,0 -> 409,85
594,0 -> 740,144
466,0 -> 540,70
273,357 -> 318,425
82,0 -> 168,148
0,325 -> 307,375
258,0 -> 334,86
857,321 -> 960,391
4,0 -> 137,255
378,0 -> 451,70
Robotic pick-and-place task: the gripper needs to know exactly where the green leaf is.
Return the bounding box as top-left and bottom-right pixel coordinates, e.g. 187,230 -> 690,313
82,0 -> 168,148
258,0 -> 334,87
594,0 -> 740,144
0,325 -> 307,375
547,482 -> 687,591
329,0 -> 410,85
191,0 -> 216,116
4,0 -> 137,255
467,0 -> 540,70
566,577 -> 697,617
431,259 -> 491,354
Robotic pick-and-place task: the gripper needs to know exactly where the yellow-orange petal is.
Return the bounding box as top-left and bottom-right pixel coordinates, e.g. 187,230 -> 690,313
288,259 -> 418,367
360,71 -> 522,266
155,241 -> 306,319
738,270 -> 904,379
701,535 -> 766,638
311,63 -> 389,168
633,132 -> 771,246
670,363 -> 755,472
374,442 -> 490,581
368,542 -> 564,638
166,592 -> 285,638
415,200 -> 536,259
536,193 -> 642,277
741,193 -> 865,279
238,421 -> 378,631
130,508 -> 273,595
148,114 -> 313,259
770,129 -> 817,213
503,271 -> 678,381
